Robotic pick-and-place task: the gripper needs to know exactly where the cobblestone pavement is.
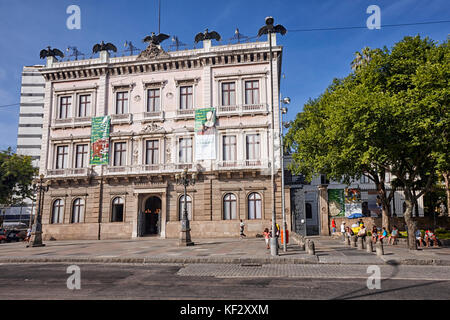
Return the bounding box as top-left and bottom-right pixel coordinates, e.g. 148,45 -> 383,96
176,263 -> 450,281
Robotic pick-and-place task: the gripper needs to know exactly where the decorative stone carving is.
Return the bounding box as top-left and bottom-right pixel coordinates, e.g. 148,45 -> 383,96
165,139 -> 171,163
133,146 -> 139,164
141,123 -> 165,134
137,43 -> 170,61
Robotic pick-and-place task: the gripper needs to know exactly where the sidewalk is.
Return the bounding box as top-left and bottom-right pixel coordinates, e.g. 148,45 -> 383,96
0,235 -> 449,266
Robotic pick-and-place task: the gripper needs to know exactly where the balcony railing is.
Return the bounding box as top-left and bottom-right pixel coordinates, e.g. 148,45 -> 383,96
46,167 -> 89,177
111,113 -> 132,124
175,109 -> 195,119
216,104 -> 268,116
52,117 -> 91,129
216,159 -> 268,170
104,163 -> 195,175
142,110 -> 164,122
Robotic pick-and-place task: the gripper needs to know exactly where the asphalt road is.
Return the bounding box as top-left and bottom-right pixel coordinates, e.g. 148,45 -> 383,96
0,263 -> 448,301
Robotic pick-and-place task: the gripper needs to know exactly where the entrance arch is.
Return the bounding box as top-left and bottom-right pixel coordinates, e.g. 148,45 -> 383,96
140,196 -> 162,236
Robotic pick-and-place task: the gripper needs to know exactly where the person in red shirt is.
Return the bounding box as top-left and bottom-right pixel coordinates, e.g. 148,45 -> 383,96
331,219 -> 336,233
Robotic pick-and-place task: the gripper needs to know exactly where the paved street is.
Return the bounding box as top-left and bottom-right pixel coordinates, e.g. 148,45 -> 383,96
0,263 -> 448,300
1,235 -> 449,301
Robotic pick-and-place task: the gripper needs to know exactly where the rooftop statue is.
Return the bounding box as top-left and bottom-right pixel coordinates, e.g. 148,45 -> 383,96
194,29 -> 221,43
92,41 -> 118,54
40,46 -> 64,60
138,32 -> 170,60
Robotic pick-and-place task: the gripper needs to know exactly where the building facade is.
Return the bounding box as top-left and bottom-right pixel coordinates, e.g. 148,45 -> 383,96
1,66 -> 45,226
38,35 -> 289,240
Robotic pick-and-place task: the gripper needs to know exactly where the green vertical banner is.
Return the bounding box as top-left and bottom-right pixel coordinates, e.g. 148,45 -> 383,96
328,189 -> 345,217
90,116 -> 111,165
195,108 -> 216,160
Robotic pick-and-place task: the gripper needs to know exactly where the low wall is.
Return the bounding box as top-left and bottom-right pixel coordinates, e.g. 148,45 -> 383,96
43,222 -> 133,240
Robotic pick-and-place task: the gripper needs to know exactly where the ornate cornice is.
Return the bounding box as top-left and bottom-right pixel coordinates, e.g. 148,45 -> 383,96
39,43 -> 282,82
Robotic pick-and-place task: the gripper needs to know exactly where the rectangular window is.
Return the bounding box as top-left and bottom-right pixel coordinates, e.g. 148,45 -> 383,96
246,134 -> 260,160
113,142 -> 127,166
245,80 -> 259,105
56,145 -> 68,169
223,135 -> 236,161
145,140 -> 159,165
116,92 -> 129,114
59,96 -> 72,119
78,94 -> 91,117
179,138 -> 192,163
147,89 -> 160,112
180,86 -> 193,110
75,144 -> 88,168
221,82 -> 235,106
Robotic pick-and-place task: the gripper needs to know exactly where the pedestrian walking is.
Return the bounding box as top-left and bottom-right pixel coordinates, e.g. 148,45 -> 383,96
340,221 -> 346,241
331,219 -> 336,233
239,220 -> 246,239
25,227 -> 32,243
263,228 -> 270,249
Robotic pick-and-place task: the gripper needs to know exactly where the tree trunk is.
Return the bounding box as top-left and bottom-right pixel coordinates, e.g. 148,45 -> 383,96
403,187 -> 418,250
376,180 -> 391,231
443,172 -> 450,217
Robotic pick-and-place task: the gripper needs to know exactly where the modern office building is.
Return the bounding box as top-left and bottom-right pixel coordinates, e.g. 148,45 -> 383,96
1,66 -> 45,225
37,34 -> 289,240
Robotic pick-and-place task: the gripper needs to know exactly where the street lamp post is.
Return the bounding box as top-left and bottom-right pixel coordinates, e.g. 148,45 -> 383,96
175,168 -> 197,246
280,98 -> 290,252
258,17 -> 286,256
27,174 -> 48,248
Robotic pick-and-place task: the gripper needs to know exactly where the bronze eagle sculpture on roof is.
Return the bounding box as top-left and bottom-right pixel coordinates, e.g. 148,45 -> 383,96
257,16 -> 287,37
92,41 -> 117,54
194,29 -> 221,43
39,46 -> 64,60
143,32 -> 170,46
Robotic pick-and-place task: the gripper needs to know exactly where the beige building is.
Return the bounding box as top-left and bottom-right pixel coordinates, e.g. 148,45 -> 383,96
38,34 -> 289,240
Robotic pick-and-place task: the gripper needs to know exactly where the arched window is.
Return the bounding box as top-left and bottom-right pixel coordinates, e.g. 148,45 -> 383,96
248,192 -> 262,220
71,198 -> 84,223
112,197 -> 124,222
179,195 -> 192,221
223,193 -> 237,220
51,199 -> 64,224
305,203 -> 312,219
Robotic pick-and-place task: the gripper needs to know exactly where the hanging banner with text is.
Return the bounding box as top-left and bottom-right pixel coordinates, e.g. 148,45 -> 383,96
194,108 -> 216,160
90,116 -> 111,165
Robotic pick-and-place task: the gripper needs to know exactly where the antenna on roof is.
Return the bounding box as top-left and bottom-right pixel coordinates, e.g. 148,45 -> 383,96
230,28 -> 249,44
158,0 -> 161,34
124,41 -> 140,56
169,36 -> 187,51
66,46 -> 85,60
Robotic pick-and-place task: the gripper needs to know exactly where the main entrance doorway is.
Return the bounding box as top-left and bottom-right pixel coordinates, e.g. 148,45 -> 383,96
139,196 -> 161,236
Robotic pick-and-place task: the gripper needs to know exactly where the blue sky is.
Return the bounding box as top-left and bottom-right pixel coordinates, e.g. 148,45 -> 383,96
0,0 -> 448,150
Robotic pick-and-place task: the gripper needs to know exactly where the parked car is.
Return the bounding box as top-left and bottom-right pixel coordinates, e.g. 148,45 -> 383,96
0,230 -> 6,243
5,230 -> 22,242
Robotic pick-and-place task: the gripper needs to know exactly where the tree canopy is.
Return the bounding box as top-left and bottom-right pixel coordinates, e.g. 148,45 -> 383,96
285,35 -> 449,248
0,148 -> 37,206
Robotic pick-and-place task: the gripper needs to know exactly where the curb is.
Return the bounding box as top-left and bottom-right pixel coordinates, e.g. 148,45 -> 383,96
1,255 -> 448,266
0,256 -> 320,265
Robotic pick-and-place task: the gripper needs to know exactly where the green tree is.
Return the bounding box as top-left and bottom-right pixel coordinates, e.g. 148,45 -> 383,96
286,36 -> 449,249
0,148 -> 37,206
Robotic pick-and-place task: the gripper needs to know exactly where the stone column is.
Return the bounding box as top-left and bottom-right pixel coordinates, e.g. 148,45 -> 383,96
318,184 -> 330,236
